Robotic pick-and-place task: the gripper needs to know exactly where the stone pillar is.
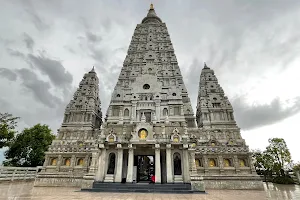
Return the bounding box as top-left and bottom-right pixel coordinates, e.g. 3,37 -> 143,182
166,144 -> 173,183
119,107 -> 123,124
183,145 -> 190,182
88,150 -> 99,174
115,144 -> 123,183
180,105 -> 184,116
126,145 -> 134,183
234,155 -> 240,174
155,101 -> 161,121
155,144 -> 161,183
56,155 -> 62,171
95,146 -> 106,181
203,155 -> 208,173
189,150 -> 197,175
43,155 -> 49,167
132,102 -> 137,121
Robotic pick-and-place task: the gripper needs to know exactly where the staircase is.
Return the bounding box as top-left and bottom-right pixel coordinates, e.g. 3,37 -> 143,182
81,182 -> 205,193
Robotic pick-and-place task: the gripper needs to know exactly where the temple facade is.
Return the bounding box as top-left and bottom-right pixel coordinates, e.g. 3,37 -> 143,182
35,4 -> 262,190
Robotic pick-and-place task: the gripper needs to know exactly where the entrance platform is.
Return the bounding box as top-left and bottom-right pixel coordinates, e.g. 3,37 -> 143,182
81,182 -> 205,193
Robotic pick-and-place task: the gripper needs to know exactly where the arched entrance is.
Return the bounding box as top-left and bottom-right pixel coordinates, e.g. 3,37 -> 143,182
173,153 -> 182,175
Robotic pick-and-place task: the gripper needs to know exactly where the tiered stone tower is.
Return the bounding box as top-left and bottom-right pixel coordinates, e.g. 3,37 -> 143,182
35,4 -> 262,190
196,63 -> 237,129
35,68 -> 102,186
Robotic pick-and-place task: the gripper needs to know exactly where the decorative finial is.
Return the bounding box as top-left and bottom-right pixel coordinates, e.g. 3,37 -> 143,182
204,62 -> 209,69
150,3 -> 154,10
90,66 -> 95,72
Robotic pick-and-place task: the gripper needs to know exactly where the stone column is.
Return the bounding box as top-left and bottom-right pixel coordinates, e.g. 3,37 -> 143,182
155,144 -> 161,183
189,150 -> 197,175
155,101 -> 161,121
183,145 -> 190,182
126,144 -> 134,183
166,144 -> 173,183
115,144 -> 123,183
95,145 -> 106,181
132,102 -> 137,121
43,155 -> 49,167
56,155 -> 62,171
234,155 -> 240,174
88,150 -> 99,174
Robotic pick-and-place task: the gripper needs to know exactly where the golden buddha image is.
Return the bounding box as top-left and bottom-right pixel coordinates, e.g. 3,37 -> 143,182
51,158 -> 57,166
65,158 -> 71,166
138,129 -> 148,139
195,159 -> 200,167
224,159 -> 230,167
108,135 -> 114,142
77,158 -> 84,166
209,159 -> 216,167
239,159 -> 245,167
173,136 -> 179,142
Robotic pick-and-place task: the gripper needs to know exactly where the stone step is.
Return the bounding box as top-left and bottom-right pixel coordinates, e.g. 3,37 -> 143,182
92,183 -> 191,189
82,188 -> 205,194
84,182 -> 201,193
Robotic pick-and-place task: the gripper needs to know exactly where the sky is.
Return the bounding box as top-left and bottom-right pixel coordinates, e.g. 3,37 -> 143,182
0,0 -> 300,164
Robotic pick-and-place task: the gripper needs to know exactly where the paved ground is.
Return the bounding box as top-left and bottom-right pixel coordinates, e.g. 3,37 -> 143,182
0,181 -> 299,200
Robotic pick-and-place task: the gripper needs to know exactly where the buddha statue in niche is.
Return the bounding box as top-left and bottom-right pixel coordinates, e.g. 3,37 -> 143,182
139,129 -> 148,139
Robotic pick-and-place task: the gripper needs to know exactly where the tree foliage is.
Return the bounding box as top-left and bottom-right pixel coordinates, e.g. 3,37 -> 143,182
293,162 -> 300,172
0,112 -> 19,148
252,138 -> 293,184
252,149 -> 274,181
266,138 -> 292,176
3,124 -> 55,167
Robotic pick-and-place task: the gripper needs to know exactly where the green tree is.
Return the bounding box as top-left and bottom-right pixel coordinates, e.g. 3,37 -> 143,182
266,138 -> 292,176
293,162 -> 300,173
0,113 -> 19,148
3,124 -> 55,167
252,149 -> 274,182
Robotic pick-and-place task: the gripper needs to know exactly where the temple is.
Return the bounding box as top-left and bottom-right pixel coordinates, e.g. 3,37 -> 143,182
35,4 -> 262,191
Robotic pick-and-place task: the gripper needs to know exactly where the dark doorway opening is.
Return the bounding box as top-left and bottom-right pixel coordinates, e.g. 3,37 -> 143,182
134,155 -> 155,182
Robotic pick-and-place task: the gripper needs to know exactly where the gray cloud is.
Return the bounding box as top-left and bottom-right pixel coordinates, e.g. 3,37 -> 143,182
23,33 -> 34,51
16,68 -> 61,108
20,0 -> 50,31
86,31 -> 102,43
27,54 -> 73,90
232,96 -> 300,130
0,68 -> 17,81
7,48 -> 25,58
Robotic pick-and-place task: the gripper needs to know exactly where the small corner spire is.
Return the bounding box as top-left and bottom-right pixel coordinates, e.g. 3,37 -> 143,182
204,62 -> 209,69
150,3 -> 154,10
91,66 -> 95,72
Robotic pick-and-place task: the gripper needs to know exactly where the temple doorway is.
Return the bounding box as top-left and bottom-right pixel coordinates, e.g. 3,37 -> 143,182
135,155 -> 154,182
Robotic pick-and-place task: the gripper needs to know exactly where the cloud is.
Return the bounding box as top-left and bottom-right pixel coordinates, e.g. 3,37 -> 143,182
23,33 -> 34,51
20,0 -> 49,31
86,31 -> 102,43
233,96 -> 300,130
16,68 -> 62,108
7,48 -> 25,59
0,68 -> 17,81
27,54 -> 73,90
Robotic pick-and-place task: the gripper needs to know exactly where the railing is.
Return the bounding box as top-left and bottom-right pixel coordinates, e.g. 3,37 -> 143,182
0,166 -> 42,181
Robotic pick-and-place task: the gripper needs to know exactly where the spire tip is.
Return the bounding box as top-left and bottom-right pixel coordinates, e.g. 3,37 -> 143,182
150,3 -> 154,10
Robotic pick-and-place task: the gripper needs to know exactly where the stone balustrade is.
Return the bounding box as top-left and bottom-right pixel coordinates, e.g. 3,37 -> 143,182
0,166 -> 42,181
